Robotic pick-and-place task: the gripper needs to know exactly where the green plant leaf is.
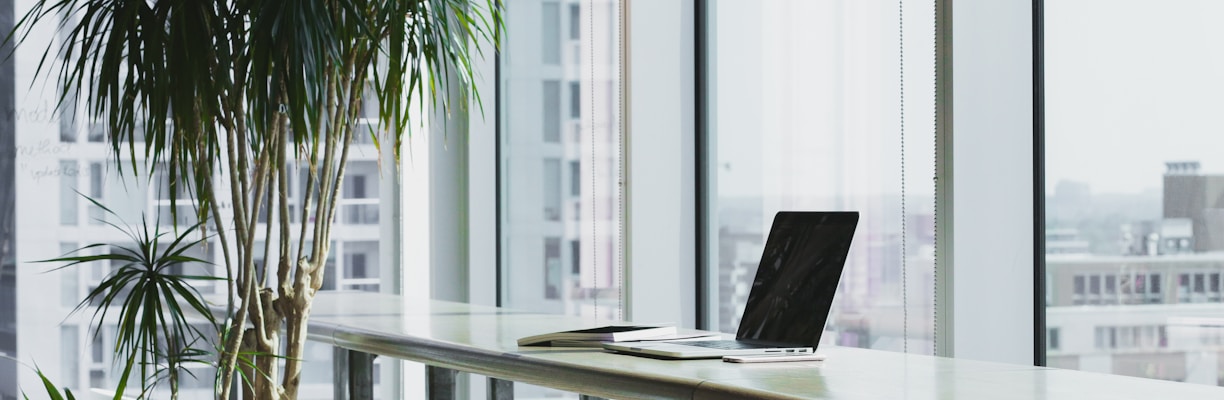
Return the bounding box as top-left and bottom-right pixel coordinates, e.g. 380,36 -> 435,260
33,365 -> 66,400
33,198 -> 219,397
8,1 -> 504,397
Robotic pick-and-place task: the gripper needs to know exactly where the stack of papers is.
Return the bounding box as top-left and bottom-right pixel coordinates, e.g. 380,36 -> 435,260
518,326 -> 722,347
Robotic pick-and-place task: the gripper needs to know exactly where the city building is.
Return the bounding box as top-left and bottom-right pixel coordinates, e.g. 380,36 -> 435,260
1046,163 -> 1224,386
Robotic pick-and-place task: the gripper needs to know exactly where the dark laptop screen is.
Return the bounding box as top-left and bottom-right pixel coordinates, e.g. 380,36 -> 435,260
735,211 -> 859,346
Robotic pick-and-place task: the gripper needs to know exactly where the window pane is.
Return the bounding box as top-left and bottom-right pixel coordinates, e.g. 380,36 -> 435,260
568,4 -> 581,40
706,0 -> 937,354
569,81 -> 581,119
545,237 -> 562,300
543,159 -> 562,221
341,161 -> 379,225
59,242 -> 77,308
541,2 -> 561,65
86,162 -> 103,224
502,1 -> 623,396
4,11 -> 401,398
569,160 -> 581,197
59,160 -> 78,225
59,326 -> 78,386
542,80 -> 562,142
86,122 -> 104,142
59,92 -> 77,143
1044,0 -> 1224,386
502,0 -> 621,317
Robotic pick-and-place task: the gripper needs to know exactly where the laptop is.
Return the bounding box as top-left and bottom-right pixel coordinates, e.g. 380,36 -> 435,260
604,211 -> 858,359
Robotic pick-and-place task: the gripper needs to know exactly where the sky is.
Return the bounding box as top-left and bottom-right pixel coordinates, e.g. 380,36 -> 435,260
1045,0 -> 1224,194
712,0 -> 1224,198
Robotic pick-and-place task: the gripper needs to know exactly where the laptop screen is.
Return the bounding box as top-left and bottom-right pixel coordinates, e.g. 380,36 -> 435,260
735,211 -> 859,346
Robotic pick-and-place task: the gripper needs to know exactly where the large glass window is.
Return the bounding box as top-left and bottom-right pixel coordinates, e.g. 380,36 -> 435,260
501,0 -> 622,319
500,1 -> 622,397
1044,0 -> 1224,386
2,11 -> 401,399
705,0 -> 937,353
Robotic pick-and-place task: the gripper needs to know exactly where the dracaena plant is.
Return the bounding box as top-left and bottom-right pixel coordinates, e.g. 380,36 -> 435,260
9,0 -> 500,398
24,364 -> 79,400
40,199 -> 219,399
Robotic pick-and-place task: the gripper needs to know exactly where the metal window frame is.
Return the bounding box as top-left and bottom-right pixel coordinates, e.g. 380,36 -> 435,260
1032,0 -> 1047,368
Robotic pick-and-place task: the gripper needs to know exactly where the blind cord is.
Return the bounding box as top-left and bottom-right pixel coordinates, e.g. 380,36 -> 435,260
590,0 -> 598,321
615,0 -> 625,324
932,0 -> 941,357
899,0 -> 909,355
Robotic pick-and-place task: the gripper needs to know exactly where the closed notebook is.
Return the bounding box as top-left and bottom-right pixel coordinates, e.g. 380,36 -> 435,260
518,326 -> 677,346
546,332 -> 724,348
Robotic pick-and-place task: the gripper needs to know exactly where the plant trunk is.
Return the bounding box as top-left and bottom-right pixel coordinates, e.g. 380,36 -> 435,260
239,330 -> 257,400
280,256 -> 323,400
255,322 -> 280,398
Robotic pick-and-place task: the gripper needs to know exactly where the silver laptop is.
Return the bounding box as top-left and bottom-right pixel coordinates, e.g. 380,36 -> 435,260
604,211 -> 859,359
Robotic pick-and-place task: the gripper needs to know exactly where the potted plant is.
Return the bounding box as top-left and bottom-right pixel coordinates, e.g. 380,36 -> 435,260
8,0 -> 501,398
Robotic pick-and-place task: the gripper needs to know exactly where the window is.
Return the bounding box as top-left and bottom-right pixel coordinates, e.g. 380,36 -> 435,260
1150,273 -> 1161,297
346,253 -> 366,279
704,0 -> 937,353
568,4 -> 581,40
59,93 -> 77,143
348,175 -> 366,198
570,240 -> 581,274
86,122 -> 104,142
542,80 -> 561,143
1048,328 -> 1060,351
569,81 -> 581,119
544,238 -> 562,300
541,2 -> 561,65
569,160 -> 581,197
1104,275 -> 1116,300
1043,0 -> 1224,385
59,242 -> 77,308
87,162 -> 103,224
6,21 -> 400,399
1211,273 -> 1221,301
501,5 -> 626,395
1178,274 -> 1190,303
60,326 -> 78,386
543,159 -> 562,221
341,162 -> 379,225
500,0 -> 623,329
90,330 -> 103,364
59,160 -> 78,225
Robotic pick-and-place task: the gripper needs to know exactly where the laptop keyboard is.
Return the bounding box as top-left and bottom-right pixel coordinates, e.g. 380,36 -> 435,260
679,340 -> 776,350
